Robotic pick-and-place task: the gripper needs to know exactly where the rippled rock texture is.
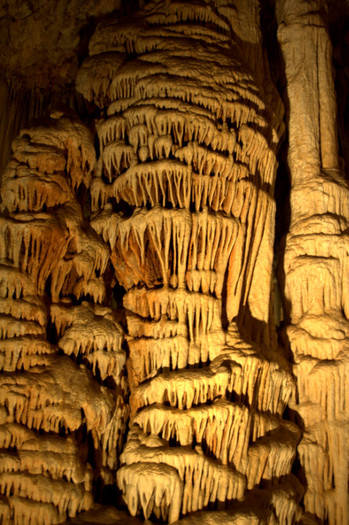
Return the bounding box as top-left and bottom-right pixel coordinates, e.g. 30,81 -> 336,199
0,1 -> 348,524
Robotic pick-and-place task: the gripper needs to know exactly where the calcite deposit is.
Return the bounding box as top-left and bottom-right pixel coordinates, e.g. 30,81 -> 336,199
0,0 -> 348,524
76,1 -> 301,523
0,113 -> 128,523
277,1 -> 349,523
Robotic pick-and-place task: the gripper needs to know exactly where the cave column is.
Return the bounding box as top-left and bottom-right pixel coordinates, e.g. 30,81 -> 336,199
277,1 -> 349,522
78,1 -> 302,522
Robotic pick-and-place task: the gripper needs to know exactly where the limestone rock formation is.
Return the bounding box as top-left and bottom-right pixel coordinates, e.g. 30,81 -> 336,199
76,1 -> 302,523
0,0 -> 348,524
0,112 -> 128,524
277,1 -> 349,523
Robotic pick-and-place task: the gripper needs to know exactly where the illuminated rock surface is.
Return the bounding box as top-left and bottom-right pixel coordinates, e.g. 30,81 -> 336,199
277,1 -> 349,523
0,0 -> 348,524
0,113 -> 128,524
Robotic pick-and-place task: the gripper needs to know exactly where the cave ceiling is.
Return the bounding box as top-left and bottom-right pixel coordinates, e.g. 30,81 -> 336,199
0,0 -> 348,175
0,1 -> 347,90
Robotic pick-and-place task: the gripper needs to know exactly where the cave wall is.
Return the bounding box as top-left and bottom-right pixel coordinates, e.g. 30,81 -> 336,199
0,1 -> 348,524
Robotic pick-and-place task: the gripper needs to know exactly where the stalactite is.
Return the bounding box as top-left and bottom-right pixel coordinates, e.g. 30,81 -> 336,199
77,1 -> 301,522
0,112 -> 128,524
1,0 -> 346,523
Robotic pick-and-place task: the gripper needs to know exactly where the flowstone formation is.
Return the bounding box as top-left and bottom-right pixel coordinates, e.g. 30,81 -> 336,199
0,113 -> 128,523
277,1 -> 349,523
76,1 -> 302,522
0,0 -> 347,524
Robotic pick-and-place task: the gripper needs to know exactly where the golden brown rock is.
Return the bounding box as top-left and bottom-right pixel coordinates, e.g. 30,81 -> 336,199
0,0 -> 348,523
277,1 -> 349,522
0,112 -> 127,524
78,1 -> 301,522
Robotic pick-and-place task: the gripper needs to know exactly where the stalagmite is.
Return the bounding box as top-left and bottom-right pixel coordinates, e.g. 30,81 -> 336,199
77,1 -> 301,522
277,0 -> 349,523
0,112 -> 127,523
1,0 -> 347,523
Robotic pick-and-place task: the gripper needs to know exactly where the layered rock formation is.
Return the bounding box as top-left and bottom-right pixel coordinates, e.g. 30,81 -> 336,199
0,113 -> 128,523
0,0 -> 347,524
277,1 -> 349,523
76,1 -> 302,523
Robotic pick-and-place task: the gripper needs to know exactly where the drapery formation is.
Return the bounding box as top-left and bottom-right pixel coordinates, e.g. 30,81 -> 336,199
0,1 -> 347,524
0,113 -> 128,523
76,2 -> 301,522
